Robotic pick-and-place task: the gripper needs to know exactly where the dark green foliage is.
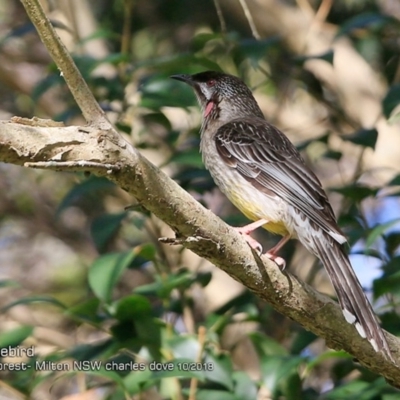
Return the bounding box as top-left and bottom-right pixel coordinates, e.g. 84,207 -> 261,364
383,84 -> 400,119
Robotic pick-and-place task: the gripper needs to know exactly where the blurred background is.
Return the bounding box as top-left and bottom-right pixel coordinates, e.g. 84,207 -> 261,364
1,0 -> 400,399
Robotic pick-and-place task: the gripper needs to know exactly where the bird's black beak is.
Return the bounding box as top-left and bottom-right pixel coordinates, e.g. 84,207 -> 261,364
170,74 -> 194,86
170,73 -> 205,104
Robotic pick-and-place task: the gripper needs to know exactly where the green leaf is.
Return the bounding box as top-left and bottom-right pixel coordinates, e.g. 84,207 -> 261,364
281,369 -> 303,400
0,21 -> 37,44
213,291 -> 255,315
373,269 -> 400,298
98,53 -> 130,66
233,37 -> 281,67
124,369 -> 154,395
232,371 -> 258,400
87,367 -> 126,387
388,174 -> 400,186
375,273 -> 400,298
296,132 -> 330,151
290,330 -> 317,354
67,340 -> 113,361
366,218 -> 400,248
134,243 -> 157,260
383,395 -> 400,400
64,367 -> 126,391
383,84 -> 400,119
384,232 -> 400,257
133,280 -> 163,296
331,184 -> 378,202
294,50 -> 334,65
2,296 -> 66,312
192,33 -> 225,52
197,271 -> 212,287
304,350 -> 350,374
204,353 -> 234,391
0,280 -> 20,289
128,243 -> 157,269
141,74 -> 197,109
134,54 -> 221,74
169,336 -> 201,361
57,177 -> 115,216
72,55 -> 99,77
173,167 -> 214,193
88,251 -> 136,303
351,248 -> 383,260
141,112 -> 172,130
151,358 -> 206,380
0,326 -> 33,348
134,269 -> 199,298
169,149 -> 204,168
112,320 -> 161,360
336,13 -> 395,38
112,295 -> 161,360
78,28 -> 121,44
114,294 -> 152,321
388,110 -> 400,124
381,310 -> 400,336
323,377 -> 387,400
249,332 -> 287,356
322,149 -> 342,160
194,390 -> 240,400
342,128 -> 378,149
91,212 -> 127,253
66,298 -> 102,324
260,355 -> 304,396
32,74 -> 64,101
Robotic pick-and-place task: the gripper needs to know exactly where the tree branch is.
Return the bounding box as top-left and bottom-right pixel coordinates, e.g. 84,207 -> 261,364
1,117 -> 399,384
6,0 -> 398,387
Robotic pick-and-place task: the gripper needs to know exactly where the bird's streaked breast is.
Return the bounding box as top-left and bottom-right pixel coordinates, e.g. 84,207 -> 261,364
200,135 -> 291,236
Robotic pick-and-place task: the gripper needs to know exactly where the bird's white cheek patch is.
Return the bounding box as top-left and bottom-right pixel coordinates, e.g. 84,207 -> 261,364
204,101 -> 215,117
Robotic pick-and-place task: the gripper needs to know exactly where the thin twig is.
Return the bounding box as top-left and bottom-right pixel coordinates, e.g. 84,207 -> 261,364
120,0 -> 134,76
213,0 -> 227,34
295,0 -> 315,16
238,0 -> 260,40
20,0 -> 112,130
24,161 -> 119,172
314,0 -> 333,23
189,326 -> 207,400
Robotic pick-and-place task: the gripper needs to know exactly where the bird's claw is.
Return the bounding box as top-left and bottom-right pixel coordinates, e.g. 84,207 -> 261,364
234,225 -> 287,268
265,253 -> 286,270
235,230 -> 263,254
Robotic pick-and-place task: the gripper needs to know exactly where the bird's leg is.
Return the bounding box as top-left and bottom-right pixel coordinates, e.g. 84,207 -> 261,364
233,219 -> 269,254
234,219 -> 269,235
264,235 -> 291,270
234,219 -> 290,269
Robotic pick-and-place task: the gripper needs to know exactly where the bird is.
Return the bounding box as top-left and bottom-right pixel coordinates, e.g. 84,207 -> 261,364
171,70 -> 395,362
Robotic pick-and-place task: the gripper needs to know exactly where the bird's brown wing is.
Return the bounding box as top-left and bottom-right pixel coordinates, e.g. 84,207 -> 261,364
214,118 -> 345,243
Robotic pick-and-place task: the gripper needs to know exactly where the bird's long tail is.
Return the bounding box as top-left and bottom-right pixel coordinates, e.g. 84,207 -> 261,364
312,233 -> 394,363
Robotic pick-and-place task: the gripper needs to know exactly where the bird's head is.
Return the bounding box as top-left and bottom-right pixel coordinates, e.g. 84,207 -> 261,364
171,71 -> 264,122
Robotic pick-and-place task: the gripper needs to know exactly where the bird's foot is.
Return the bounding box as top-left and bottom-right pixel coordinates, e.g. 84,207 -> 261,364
234,219 -> 269,236
264,235 -> 291,270
234,219 -> 268,254
234,228 -> 263,254
234,221 -> 289,269
265,253 -> 286,270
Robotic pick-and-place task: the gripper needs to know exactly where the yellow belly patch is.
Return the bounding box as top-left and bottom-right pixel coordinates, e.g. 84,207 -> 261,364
228,192 -> 289,236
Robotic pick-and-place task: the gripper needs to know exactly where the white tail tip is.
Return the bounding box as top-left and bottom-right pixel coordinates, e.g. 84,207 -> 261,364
370,338 -> 379,352
355,322 -> 367,339
343,308 -> 356,324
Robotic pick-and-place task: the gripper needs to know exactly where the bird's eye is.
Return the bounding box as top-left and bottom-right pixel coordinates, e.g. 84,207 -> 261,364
207,79 -> 216,87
